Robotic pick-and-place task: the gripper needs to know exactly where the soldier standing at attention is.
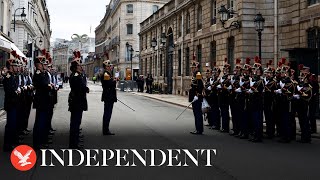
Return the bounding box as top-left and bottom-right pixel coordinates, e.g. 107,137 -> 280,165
2,52 -> 19,152
68,51 -> 89,149
101,60 -> 117,135
189,61 -> 204,135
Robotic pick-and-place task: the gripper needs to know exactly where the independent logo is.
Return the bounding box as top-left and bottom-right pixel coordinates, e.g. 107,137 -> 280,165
10,145 -> 37,171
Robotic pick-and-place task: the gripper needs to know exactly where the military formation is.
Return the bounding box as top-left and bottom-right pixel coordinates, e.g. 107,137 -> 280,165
189,57 -> 319,143
2,49 -> 59,151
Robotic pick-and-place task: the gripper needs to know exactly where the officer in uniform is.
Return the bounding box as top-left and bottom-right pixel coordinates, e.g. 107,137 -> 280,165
189,61 -> 204,135
22,58 -> 33,135
209,63 -> 221,130
293,64 -> 312,143
306,69 -> 319,134
47,57 -> 57,136
32,52 -> 50,149
3,52 -> 20,152
248,57 -> 264,142
204,68 -> 213,127
263,60 -> 277,138
16,57 -> 27,137
230,59 -> 242,136
101,60 -> 117,135
68,51 -> 89,148
217,58 -> 231,133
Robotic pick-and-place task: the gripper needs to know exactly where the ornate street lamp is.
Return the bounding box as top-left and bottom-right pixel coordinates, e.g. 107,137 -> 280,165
218,5 -> 241,30
13,7 -> 27,32
254,13 -> 265,60
161,33 -> 166,45
151,38 -> 157,49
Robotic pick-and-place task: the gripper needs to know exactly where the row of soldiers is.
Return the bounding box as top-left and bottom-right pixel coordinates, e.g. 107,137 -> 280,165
190,57 -> 318,143
3,50 -> 59,151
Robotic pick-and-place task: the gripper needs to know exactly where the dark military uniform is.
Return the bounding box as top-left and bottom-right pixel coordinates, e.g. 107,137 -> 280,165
101,70 -> 117,135
308,74 -> 319,133
3,70 -> 19,151
264,75 -> 277,138
33,68 -> 51,148
189,71 -> 204,134
23,73 -> 34,132
218,74 -> 231,132
68,71 -> 89,148
17,72 -> 26,134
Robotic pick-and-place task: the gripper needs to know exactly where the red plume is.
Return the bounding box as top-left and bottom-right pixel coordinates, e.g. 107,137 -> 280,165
224,58 -> 228,63
268,60 -> 273,65
46,52 -> 50,59
77,51 -> 81,58
287,62 -> 291,67
11,50 -> 17,57
281,58 -> 286,64
246,57 -> 250,64
236,58 -> 241,64
17,55 -> 20,59
278,62 -> 282,67
41,49 -> 46,55
49,57 -> 52,64
254,56 -> 259,62
73,51 -> 77,57
213,62 -> 216,67
298,64 -> 304,70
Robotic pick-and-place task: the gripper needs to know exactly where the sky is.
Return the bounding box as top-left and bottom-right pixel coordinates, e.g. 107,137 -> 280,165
47,0 -> 109,41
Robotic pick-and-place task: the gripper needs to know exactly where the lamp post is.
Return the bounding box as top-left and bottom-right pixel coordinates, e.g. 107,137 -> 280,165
13,7 -> 27,32
218,5 -> 241,30
254,13 -> 265,60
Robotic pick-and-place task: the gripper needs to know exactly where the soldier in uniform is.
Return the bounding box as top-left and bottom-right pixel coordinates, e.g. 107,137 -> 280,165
68,51 -> 89,148
229,59 -> 242,136
2,52 -> 20,151
209,63 -> 221,130
204,68 -> 213,127
101,60 -> 117,135
189,61 -> 204,135
293,64 -> 312,143
217,58 -> 231,133
307,69 -> 319,134
16,57 -> 27,137
248,57 -> 264,142
263,60 -> 277,138
32,51 -> 51,149
47,57 -> 57,136
275,59 -> 295,143
21,58 -> 33,135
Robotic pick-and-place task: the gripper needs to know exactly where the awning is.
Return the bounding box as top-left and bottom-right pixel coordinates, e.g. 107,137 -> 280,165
0,35 -> 12,52
0,35 -> 26,58
10,42 -> 26,58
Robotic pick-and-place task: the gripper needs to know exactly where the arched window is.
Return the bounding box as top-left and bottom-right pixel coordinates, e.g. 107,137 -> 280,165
210,40 -> 217,67
127,4 -> 133,13
227,37 -> 235,70
152,5 -> 159,13
211,0 -> 217,25
186,12 -> 190,34
197,5 -> 202,30
307,27 -> 320,49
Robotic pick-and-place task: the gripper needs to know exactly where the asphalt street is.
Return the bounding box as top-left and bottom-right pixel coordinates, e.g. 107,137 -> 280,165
0,83 -> 320,180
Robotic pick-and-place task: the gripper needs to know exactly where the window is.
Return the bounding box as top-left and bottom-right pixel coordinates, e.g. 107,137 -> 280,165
210,41 -> 217,67
178,15 -> 182,37
141,36 -> 144,50
152,5 -> 159,13
127,4 -> 133,13
197,45 -> 202,71
227,37 -> 235,70
178,49 -> 182,76
211,0 -> 217,25
186,12 -> 190,34
155,55 -> 157,76
307,27 -> 320,48
197,6 -> 202,30
185,47 -> 190,76
149,57 -> 152,74
145,34 -> 147,49
141,59 -> 144,74
127,24 -> 133,34
228,0 -> 235,19
160,54 -> 163,76
308,0 -> 320,6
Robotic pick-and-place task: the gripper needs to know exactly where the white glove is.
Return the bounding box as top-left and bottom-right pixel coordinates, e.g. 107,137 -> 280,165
207,86 -> 212,91
217,84 -> 222,89
231,79 -> 235,84
235,88 -> 242,93
210,78 -> 214,85
227,85 -> 232,90
248,89 -> 253,94
297,86 -> 303,91
280,81 -> 285,88
192,96 -> 198,102
275,89 -> 282,94
250,80 -> 255,87
240,79 -> 245,86
220,78 -> 225,83
293,94 -> 300,99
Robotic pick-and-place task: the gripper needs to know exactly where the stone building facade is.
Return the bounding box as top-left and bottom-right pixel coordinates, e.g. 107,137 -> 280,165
95,0 -> 169,80
139,0 -> 320,95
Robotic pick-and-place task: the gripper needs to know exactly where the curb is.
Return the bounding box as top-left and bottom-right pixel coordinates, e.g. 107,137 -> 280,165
131,93 -> 320,139
132,92 -> 192,109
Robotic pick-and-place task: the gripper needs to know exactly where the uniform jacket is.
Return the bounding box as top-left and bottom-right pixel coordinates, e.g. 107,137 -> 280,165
33,69 -> 50,110
101,70 -> 117,103
68,72 -> 89,111
3,72 -> 19,111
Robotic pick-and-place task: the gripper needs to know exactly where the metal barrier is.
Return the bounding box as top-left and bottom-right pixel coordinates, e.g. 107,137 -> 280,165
0,87 -> 4,109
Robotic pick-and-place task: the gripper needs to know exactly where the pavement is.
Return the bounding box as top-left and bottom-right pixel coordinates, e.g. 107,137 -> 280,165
0,82 -> 320,180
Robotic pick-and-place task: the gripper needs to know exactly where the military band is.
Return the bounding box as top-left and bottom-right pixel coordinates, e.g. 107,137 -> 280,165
193,57 -> 318,143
